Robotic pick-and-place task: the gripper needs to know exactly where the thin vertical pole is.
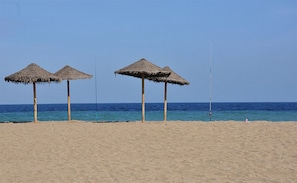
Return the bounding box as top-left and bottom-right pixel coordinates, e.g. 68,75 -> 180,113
209,41 -> 213,121
164,81 -> 167,122
67,80 -> 71,122
33,82 -> 37,123
95,62 -> 98,121
142,74 -> 145,123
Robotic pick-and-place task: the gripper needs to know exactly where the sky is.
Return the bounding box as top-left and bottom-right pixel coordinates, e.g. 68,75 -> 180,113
0,0 -> 296,104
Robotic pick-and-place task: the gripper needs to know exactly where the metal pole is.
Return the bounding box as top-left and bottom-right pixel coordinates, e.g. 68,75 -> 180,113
95,62 -> 98,121
209,41 -> 213,121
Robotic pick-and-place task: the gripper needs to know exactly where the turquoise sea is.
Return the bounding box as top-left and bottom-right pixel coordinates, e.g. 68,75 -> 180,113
0,103 -> 296,122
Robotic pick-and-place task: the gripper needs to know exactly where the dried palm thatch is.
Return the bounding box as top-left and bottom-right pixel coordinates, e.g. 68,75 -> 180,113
54,65 -> 92,80
148,66 -> 190,122
114,58 -> 171,122
5,63 -> 61,84
4,63 -> 61,123
114,58 -> 170,78
54,65 -> 93,121
148,66 -> 190,85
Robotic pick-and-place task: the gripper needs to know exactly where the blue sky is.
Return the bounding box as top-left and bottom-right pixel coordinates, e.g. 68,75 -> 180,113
0,0 -> 296,104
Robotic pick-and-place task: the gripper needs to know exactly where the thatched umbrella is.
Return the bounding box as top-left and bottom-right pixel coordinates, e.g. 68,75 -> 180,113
54,65 -> 92,121
115,58 -> 170,122
4,63 -> 61,123
148,66 -> 189,122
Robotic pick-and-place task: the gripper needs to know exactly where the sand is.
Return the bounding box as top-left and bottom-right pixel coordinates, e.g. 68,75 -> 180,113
0,121 -> 296,183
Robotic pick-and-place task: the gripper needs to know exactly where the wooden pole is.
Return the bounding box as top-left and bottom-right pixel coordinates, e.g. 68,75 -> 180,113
33,82 -> 37,123
142,74 -> 145,123
67,80 -> 71,122
164,81 -> 167,122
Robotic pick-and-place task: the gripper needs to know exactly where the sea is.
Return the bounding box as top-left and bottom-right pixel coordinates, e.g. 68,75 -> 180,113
0,102 -> 296,123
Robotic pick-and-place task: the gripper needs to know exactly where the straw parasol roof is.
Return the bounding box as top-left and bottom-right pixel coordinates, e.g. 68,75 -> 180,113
4,63 -> 61,123
5,63 -> 61,84
148,66 -> 190,85
54,65 -> 93,121
114,58 -> 170,78
148,66 -> 189,122
54,65 -> 92,80
115,58 -> 171,122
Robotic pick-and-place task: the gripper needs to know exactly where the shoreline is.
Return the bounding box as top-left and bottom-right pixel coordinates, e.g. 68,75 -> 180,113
1,120 -> 297,123
1,102 -> 296,122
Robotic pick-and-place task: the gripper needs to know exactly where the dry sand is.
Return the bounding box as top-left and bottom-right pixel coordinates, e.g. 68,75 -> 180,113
0,121 -> 296,183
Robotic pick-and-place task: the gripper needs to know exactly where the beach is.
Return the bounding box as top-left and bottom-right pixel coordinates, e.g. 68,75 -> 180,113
0,121 -> 296,182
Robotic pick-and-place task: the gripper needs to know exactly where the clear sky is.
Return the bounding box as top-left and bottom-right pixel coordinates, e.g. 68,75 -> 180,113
0,0 -> 296,104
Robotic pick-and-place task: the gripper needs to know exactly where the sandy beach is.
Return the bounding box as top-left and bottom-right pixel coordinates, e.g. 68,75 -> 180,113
0,121 -> 296,182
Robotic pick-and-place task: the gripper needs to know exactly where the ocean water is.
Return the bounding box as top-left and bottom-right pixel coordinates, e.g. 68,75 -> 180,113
0,103 -> 296,123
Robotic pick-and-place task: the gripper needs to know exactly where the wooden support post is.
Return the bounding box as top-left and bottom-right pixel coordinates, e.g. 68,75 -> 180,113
33,82 -> 37,123
142,74 -> 145,123
67,80 -> 71,122
164,82 -> 167,122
